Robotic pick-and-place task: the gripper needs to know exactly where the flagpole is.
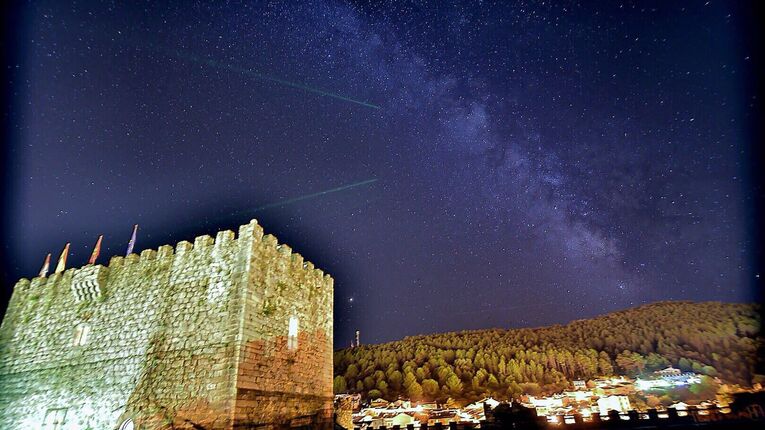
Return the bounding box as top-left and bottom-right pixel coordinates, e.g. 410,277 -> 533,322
88,235 -> 103,265
126,224 -> 138,256
55,243 -> 70,274
39,253 -> 51,277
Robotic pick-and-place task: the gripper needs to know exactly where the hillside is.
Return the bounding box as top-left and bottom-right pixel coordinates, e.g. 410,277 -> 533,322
333,301 -> 761,402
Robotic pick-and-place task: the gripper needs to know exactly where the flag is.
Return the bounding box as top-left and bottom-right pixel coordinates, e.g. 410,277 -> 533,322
126,224 -> 138,256
88,235 -> 103,265
55,243 -> 70,274
38,253 -> 51,277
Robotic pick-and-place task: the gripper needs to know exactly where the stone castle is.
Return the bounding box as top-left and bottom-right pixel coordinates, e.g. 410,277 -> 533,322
0,219 -> 334,429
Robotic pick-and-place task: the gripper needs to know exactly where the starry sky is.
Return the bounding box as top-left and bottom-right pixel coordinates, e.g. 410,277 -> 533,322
1,0 -> 762,345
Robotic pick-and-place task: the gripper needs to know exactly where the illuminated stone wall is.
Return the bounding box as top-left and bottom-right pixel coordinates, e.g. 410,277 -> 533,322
0,219 -> 333,430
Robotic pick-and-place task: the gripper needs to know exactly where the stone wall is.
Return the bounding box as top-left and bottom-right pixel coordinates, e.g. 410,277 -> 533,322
0,219 -> 333,430
233,221 -> 334,428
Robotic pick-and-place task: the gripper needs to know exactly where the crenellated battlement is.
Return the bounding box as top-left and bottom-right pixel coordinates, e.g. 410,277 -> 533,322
4,218 -> 333,337
15,219 -> 332,293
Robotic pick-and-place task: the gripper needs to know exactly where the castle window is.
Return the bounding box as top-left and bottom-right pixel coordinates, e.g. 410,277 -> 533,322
287,316 -> 299,350
43,408 -> 67,430
72,323 -> 90,347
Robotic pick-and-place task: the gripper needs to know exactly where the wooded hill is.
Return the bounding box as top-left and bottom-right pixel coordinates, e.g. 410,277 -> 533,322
333,301 -> 761,402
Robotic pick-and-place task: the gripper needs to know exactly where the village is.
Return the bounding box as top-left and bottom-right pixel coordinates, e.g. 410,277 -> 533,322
336,367 -> 755,429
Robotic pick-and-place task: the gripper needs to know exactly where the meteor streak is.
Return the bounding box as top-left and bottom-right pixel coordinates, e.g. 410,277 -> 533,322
232,178 -> 378,216
184,53 -> 381,109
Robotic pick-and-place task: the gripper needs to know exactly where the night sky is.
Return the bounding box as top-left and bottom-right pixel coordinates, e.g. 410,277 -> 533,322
1,1 -> 762,345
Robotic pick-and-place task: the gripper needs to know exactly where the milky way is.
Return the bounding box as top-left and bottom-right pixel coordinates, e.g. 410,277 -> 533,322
1,0 -> 761,344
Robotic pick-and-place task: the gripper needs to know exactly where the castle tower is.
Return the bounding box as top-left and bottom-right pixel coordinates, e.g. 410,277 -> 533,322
0,219 -> 334,430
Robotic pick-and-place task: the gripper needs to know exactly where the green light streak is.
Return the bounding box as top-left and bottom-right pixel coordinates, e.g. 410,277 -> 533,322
233,178 -> 378,216
185,53 -> 380,109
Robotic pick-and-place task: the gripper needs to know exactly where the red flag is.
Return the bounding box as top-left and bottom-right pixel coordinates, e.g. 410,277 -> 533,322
55,243 -> 70,274
39,253 -> 51,277
88,235 -> 103,265
126,224 -> 138,256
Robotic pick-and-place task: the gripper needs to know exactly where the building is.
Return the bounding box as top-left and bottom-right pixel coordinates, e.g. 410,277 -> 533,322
335,394 -> 362,429
563,390 -> 594,403
0,219 -> 334,429
391,399 -> 412,409
636,371 -> 702,391
352,414 -> 373,429
373,412 -> 416,428
656,366 -> 682,377
335,394 -> 362,412
427,410 -> 460,426
369,398 -> 390,409
527,395 -> 564,417
592,376 -> 631,389
635,378 -> 673,390
460,397 -> 501,422
596,395 -> 631,414
465,397 -> 501,411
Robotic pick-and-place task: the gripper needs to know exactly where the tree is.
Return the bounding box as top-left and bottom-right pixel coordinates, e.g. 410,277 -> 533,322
507,381 -> 523,398
416,367 -> 427,381
333,302 -> 759,401
368,389 -> 382,399
689,375 -> 721,400
333,376 -> 347,393
678,358 -> 692,371
701,365 -> 718,377
598,354 -> 614,376
388,370 -> 403,390
407,381 -> 423,400
364,376 -> 375,390
616,351 -> 646,375
645,353 -> 670,371
445,398 -> 461,408
646,396 -> 661,408
403,371 -> 417,389
519,382 -> 542,396
345,364 -> 359,380
445,374 -> 463,396
422,379 -> 440,398
487,374 -> 500,390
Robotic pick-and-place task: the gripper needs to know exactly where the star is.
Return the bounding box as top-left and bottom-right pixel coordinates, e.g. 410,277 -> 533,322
1,0 -> 757,346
